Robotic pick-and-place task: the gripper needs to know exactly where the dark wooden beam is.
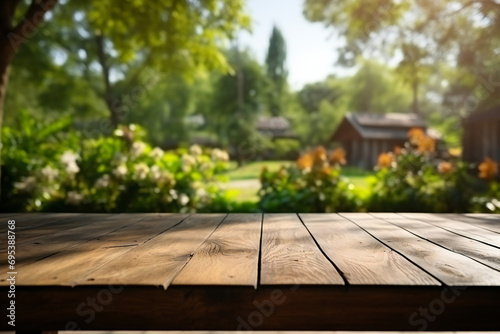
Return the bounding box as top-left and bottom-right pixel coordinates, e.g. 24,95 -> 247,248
4,285 -> 500,331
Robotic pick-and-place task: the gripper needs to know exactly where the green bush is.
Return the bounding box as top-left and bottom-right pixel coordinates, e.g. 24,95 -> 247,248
272,139 -> 301,160
367,129 -> 496,213
258,147 -> 361,212
1,113 -> 233,213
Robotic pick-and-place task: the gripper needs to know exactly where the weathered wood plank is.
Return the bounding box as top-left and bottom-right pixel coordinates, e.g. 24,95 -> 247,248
0,213 -> 81,233
260,213 -> 344,285
399,213 -> 500,248
451,214 -> 500,234
400,213 -> 500,235
6,285 -> 500,331
0,214 -> 116,252
300,213 -> 439,285
11,214 -> 188,286
172,213 -> 261,287
78,214 -> 226,288
0,214 -> 147,284
341,213 -> 500,285
387,217 -> 500,271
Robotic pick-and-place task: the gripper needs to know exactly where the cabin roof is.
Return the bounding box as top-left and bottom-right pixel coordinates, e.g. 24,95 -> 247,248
331,113 -> 427,141
256,116 -> 291,131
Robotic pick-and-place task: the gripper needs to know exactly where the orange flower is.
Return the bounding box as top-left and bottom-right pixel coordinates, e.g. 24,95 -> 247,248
330,147 -> 347,165
479,157 -> 499,181
312,146 -> 327,163
297,152 -> 314,170
438,161 -> 453,174
394,145 -> 403,156
408,128 -> 425,143
377,152 -> 394,169
417,136 -> 436,153
320,166 -> 332,177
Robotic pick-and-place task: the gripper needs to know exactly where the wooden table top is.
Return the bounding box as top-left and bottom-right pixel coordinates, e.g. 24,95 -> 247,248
1,212 -> 500,331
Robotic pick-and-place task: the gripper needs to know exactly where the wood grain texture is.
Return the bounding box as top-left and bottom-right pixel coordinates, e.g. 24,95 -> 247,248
5,285 -> 500,331
0,214 -> 146,284
398,213 -> 500,248
400,216 -> 500,247
387,217 -> 500,271
341,213 -> 500,285
172,213 -> 261,287
11,214 -> 187,286
78,214 -> 226,288
300,213 -> 439,285
0,214 -> 117,252
450,214 -> 500,234
0,213 -> 81,234
260,213 -> 344,285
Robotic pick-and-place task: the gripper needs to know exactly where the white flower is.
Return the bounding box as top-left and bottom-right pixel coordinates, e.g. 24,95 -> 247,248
199,161 -> 213,172
66,191 -> 83,205
149,147 -> 164,159
113,165 -> 128,178
66,162 -> 80,176
181,154 -> 196,172
189,144 -> 202,156
196,188 -> 209,202
41,166 -> 59,181
14,176 -> 37,193
211,148 -> 229,162
130,141 -> 146,157
61,151 -> 78,165
169,189 -> 178,200
133,163 -> 150,181
113,128 -> 124,137
150,165 -> 162,181
179,193 -> 190,206
95,174 -> 110,189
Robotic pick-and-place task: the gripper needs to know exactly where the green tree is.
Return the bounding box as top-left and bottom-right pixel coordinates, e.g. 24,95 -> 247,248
205,48 -> 268,162
265,25 -> 288,113
0,0 -> 249,196
295,76 -> 348,146
303,0 -> 500,114
347,60 -> 412,114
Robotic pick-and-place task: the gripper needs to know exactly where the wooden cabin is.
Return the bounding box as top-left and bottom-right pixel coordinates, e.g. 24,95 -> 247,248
330,113 -> 427,169
463,107 -> 500,164
256,116 -> 296,140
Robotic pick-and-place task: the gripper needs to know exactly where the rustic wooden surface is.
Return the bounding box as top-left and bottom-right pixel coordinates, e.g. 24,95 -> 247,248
0,213 -> 499,331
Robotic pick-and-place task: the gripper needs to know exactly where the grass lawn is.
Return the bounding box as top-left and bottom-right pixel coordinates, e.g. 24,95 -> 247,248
226,160 -> 293,180
225,161 -> 374,203
342,166 -> 374,191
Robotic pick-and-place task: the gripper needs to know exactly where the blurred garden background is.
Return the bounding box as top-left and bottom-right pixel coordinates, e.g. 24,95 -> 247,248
0,0 -> 499,213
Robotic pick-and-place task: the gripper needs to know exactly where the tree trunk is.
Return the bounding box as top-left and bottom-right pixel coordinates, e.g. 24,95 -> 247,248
411,79 -> 419,115
0,0 -> 59,200
95,34 -> 119,128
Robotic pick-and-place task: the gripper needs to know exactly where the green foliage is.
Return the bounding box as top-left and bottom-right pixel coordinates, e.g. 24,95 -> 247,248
204,48 -> 268,159
259,147 -> 360,212
273,139 -> 301,160
1,113 -> 233,213
472,182 -> 500,213
367,132 -> 488,212
347,60 -> 412,113
265,25 -> 288,112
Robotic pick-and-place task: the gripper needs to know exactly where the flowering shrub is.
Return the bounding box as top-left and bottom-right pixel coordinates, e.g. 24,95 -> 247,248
472,158 -> 500,213
2,117 -> 232,213
368,129 -> 496,213
258,147 -> 360,212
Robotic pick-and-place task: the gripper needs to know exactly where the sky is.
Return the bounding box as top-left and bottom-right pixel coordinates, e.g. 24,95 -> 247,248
238,0 -> 346,91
